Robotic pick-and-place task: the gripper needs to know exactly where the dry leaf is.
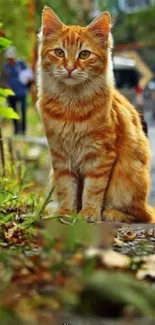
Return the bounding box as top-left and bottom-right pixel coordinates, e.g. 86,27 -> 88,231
145,229 -> 155,237
122,231 -> 136,241
4,222 -> 18,239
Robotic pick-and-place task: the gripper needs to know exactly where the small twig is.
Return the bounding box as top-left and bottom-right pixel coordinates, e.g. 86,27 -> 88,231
16,149 -> 21,180
7,137 -> 14,164
0,127 -> 5,176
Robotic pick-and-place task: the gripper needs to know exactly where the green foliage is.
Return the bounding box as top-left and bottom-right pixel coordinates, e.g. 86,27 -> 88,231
0,89 -> 14,96
36,0 -> 78,28
0,24 -> 19,120
0,107 -> 19,120
0,0 -> 78,59
0,163 -> 38,227
0,37 -> 11,52
114,6 -> 155,45
0,0 -> 30,58
99,0 -> 119,14
80,271 -> 155,317
0,86 -> 19,119
0,23 -> 11,53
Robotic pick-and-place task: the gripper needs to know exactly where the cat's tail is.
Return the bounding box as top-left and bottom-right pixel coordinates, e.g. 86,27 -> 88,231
102,209 -> 134,223
103,206 -> 155,223
146,206 -> 155,223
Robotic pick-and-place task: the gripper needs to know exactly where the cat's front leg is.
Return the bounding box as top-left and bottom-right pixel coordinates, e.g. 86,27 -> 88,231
50,148 -> 78,216
53,167 -> 78,217
80,155 -> 116,222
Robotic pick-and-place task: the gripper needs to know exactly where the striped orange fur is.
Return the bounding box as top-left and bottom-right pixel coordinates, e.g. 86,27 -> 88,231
37,6 -> 155,223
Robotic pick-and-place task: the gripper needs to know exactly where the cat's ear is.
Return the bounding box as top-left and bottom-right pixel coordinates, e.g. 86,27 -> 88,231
41,6 -> 63,37
87,12 -> 111,41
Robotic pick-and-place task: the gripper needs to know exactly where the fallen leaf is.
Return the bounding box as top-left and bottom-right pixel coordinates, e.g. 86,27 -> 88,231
122,231 -> 136,241
4,222 -> 18,239
145,229 -> 155,237
72,253 -> 84,264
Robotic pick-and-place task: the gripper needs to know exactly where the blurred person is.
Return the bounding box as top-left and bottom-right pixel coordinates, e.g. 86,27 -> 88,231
1,46 -> 34,135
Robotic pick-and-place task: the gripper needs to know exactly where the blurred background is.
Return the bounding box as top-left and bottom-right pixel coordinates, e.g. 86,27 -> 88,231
0,0 -> 155,203
0,5 -> 155,324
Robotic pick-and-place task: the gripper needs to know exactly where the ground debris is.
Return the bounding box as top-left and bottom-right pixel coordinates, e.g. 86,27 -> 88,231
1,218 -> 155,324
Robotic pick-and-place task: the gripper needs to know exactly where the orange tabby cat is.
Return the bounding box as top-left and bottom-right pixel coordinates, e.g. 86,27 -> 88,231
38,6 -> 155,223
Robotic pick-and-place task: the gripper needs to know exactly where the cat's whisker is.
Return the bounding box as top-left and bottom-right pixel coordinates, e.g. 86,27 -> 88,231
89,75 -> 109,94
81,81 -> 88,97
88,76 -> 104,93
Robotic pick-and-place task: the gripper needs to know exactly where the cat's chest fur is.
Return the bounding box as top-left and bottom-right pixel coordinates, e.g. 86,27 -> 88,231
45,115 -> 94,168
43,100 -> 94,148
51,118 -> 89,151
41,96 -> 106,169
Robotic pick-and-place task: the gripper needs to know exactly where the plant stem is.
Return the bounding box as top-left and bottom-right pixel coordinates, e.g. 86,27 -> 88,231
37,187 -> 55,218
0,126 -> 5,176
8,137 -> 14,164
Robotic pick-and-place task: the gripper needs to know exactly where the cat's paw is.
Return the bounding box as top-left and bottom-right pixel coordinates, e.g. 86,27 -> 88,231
102,209 -> 134,223
55,208 -> 75,224
56,208 -> 74,217
79,208 -> 101,223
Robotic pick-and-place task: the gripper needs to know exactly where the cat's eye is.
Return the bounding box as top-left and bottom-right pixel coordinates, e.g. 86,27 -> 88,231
54,49 -> 65,58
79,50 -> 90,60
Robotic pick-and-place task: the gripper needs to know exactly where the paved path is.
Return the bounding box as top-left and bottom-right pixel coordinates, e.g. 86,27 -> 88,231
144,111 -> 155,205
148,126 -> 155,205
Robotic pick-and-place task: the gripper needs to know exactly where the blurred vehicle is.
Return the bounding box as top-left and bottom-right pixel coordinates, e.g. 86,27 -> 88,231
145,78 -> 155,119
113,55 -> 139,104
113,55 -> 148,135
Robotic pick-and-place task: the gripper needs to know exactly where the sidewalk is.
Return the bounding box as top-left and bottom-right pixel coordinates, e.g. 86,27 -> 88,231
149,126 -> 155,171
145,110 -> 155,204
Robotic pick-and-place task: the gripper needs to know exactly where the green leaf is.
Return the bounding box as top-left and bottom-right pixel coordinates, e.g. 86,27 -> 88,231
0,88 -> 14,97
0,36 -> 11,52
20,0 -> 28,4
81,271 -> 155,317
0,107 -> 19,119
0,97 -> 6,105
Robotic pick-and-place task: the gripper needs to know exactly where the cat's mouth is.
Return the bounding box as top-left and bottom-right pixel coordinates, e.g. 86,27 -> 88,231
62,76 -> 83,86
53,70 -> 88,86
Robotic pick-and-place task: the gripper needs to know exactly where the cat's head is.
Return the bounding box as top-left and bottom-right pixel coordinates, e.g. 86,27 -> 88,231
39,6 -> 113,89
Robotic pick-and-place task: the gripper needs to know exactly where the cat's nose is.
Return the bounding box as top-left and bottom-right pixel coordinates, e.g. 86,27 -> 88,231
66,68 -> 74,77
